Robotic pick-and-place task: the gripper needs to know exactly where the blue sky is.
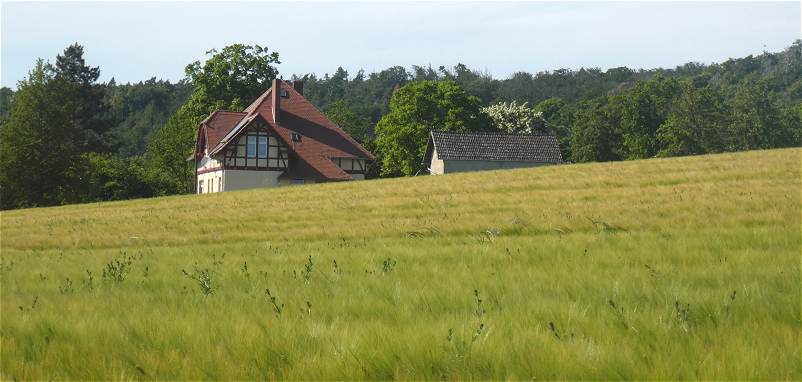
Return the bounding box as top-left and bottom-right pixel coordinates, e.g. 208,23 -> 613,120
1,1 -> 799,88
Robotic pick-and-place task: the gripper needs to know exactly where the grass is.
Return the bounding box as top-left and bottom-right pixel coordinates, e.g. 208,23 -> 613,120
1,148 -> 800,380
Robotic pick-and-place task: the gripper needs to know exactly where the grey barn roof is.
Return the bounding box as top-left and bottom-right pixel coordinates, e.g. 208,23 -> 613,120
425,131 -> 563,163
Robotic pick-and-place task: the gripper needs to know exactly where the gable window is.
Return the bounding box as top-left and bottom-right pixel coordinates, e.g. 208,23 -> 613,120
258,136 -> 267,158
223,121 -> 289,170
247,136 -> 257,158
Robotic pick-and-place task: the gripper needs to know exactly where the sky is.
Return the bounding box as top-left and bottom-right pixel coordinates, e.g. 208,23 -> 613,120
1,1 -> 800,89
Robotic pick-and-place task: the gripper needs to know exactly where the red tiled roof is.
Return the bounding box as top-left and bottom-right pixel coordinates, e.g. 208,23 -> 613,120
198,80 -> 373,181
201,110 -> 247,152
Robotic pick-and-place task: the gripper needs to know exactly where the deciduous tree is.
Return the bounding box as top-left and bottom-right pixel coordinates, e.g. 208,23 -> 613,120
374,80 -> 494,176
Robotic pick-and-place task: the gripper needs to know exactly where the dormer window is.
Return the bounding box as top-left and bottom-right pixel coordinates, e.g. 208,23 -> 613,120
291,132 -> 302,142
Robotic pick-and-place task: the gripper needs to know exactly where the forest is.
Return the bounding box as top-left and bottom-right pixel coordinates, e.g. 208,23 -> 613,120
0,41 -> 799,209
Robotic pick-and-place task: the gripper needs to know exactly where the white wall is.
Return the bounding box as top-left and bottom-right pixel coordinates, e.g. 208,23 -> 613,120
429,149 -> 445,175
442,160 -> 549,174
197,170 -> 223,194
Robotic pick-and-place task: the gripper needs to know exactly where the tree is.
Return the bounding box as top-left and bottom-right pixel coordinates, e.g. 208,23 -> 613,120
726,81 -> 791,151
0,87 -> 13,121
656,81 -> 728,157
324,99 -> 373,142
534,97 -> 573,159
144,44 -> 280,194
619,76 -> 682,159
54,43 -> 114,152
569,96 -> 622,163
374,80 -> 495,176
481,101 -> 546,134
184,44 -> 280,109
0,60 -> 83,209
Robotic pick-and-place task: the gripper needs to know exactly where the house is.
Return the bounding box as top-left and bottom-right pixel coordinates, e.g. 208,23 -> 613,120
422,131 -> 563,175
193,79 -> 374,193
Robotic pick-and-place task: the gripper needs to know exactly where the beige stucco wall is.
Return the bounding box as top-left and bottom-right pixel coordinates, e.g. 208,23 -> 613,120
429,149 -> 445,175
197,170 -> 223,194
440,160 -> 550,174
224,169 -> 284,191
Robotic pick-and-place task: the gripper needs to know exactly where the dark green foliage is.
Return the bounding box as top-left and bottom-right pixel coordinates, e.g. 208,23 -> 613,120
569,97 -> 622,163
726,81 -> 795,151
656,82 -> 729,156
0,60 -> 84,209
54,43 -> 115,153
324,99 -> 373,142
619,76 -> 683,159
534,98 -> 574,159
0,87 -> 13,121
80,153 -> 154,202
107,78 -> 191,157
374,80 -> 495,176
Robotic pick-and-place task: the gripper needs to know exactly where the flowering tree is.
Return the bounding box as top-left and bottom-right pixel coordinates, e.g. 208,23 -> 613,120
481,101 -> 546,134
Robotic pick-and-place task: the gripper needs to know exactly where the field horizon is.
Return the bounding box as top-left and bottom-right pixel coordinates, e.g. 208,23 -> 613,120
1,148 -> 800,380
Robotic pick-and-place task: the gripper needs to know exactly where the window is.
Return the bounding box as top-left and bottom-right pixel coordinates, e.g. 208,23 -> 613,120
218,177 -> 222,192
247,136 -> 257,158
258,136 -> 267,158
222,121 -> 289,169
210,178 -> 214,192
198,180 -> 204,194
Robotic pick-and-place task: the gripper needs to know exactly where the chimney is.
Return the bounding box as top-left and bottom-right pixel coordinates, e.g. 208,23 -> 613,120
292,80 -> 304,95
271,79 -> 280,124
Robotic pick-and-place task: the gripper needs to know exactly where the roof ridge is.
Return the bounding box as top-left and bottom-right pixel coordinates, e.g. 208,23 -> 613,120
244,86 -> 273,114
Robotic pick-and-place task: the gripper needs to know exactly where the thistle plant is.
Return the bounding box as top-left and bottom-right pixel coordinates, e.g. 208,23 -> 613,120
59,278 -> 74,294
302,256 -> 313,284
182,268 -> 214,296
382,258 -> 397,274
265,288 -> 284,317
102,253 -> 134,284
474,289 -> 485,320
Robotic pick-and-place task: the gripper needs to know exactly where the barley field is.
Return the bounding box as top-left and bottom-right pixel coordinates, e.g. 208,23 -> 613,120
1,148 -> 800,380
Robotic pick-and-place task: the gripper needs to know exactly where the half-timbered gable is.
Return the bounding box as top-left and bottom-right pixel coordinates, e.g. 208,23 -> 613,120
192,79 -> 374,193
220,118 -> 289,170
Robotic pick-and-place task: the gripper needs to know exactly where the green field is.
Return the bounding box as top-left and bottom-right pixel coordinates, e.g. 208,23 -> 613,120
1,148 -> 800,380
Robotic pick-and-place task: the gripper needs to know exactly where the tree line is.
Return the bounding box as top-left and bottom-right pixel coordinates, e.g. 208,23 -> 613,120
1,41 -> 799,209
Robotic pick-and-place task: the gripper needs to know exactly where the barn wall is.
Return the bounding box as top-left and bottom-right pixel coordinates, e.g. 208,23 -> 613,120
429,149 -> 445,175
442,160 -> 550,174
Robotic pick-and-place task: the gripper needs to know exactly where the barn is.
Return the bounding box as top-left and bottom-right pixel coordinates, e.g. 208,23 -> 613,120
422,131 -> 563,175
